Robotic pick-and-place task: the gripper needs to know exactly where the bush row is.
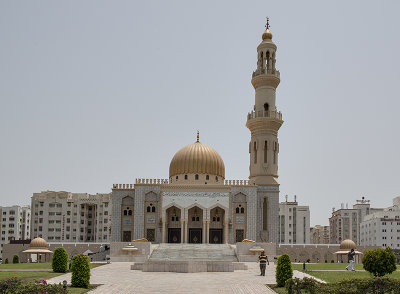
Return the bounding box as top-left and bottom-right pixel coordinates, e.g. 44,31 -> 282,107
285,277 -> 400,294
0,277 -> 64,294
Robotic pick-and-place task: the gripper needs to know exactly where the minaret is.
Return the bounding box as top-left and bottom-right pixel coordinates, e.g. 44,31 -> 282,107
246,18 -> 283,186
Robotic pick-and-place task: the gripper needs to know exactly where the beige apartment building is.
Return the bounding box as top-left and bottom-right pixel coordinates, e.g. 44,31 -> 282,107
329,197 -> 382,244
310,225 -> 330,244
278,196 -> 310,244
0,205 -> 30,258
31,191 -> 111,243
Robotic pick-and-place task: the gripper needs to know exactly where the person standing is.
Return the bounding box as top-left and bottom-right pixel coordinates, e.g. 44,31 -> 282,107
346,248 -> 355,271
258,250 -> 269,276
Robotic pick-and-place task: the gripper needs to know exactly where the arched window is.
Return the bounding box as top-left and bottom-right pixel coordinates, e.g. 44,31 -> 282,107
213,217 -> 216,221
195,174 -> 199,180
216,176 -> 218,182
172,216 -> 175,221
264,103 -> 269,112
196,217 -> 199,221
235,207 -> 239,214
241,207 -> 245,214
206,175 -> 209,180
176,176 -> 178,180
192,217 -> 195,221
147,206 -> 150,212
253,142 -> 257,164
217,217 -> 220,222
152,206 -> 155,212
124,210 -> 128,216
128,210 -> 132,216
185,175 -> 188,180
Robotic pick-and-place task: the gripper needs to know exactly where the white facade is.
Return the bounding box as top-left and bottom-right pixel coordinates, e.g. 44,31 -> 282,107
360,196 -> 400,248
31,191 -> 111,243
0,205 -> 31,258
278,196 -> 310,244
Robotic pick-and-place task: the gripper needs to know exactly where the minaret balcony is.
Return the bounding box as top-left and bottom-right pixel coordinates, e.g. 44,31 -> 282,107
252,68 -> 280,79
247,110 -> 283,121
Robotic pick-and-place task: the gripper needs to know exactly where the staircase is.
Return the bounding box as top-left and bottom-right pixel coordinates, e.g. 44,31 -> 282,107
135,244 -> 246,273
149,243 -> 238,262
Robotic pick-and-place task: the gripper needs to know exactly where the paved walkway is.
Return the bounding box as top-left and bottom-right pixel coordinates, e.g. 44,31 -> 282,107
48,262 -> 277,294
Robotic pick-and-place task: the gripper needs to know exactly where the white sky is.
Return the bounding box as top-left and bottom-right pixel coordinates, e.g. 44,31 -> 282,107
0,1 -> 399,226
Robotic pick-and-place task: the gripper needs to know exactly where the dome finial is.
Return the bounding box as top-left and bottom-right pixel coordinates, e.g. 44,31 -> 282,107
196,130 -> 200,143
262,17 -> 273,40
265,17 -> 270,30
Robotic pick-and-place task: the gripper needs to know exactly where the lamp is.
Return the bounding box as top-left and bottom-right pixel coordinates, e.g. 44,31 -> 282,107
63,280 -> 67,290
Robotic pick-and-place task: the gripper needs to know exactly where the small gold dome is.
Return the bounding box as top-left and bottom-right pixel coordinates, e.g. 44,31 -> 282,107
30,237 -> 48,249
340,239 -> 356,250
169,140 -> 225,179
262,29 -> 273,40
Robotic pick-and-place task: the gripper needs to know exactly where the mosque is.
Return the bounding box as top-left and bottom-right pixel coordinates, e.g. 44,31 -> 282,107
111,21 -> 283,245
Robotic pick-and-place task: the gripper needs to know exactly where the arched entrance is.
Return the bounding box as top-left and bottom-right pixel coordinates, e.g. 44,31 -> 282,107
188,206 -> 203,243
166,206 -> 182,243
209,207 -> 225,244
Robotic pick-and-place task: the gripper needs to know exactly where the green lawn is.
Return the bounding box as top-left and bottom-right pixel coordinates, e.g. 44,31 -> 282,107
0,262 -> 105,271
292,263 -> 365,271
0,271 -> 62,281
306,270 -> 400,283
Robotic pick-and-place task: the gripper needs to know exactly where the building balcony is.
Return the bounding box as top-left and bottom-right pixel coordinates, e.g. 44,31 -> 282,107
247,110 -> 283,121
252,68 -> 280,79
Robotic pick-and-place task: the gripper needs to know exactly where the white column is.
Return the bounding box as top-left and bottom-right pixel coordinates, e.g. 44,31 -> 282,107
184,220 -> 188,243
161,219 -> 166,243
180,220 -> 184,243
202,220 -> 206,244
206,221 -> 210,244
224,221 -> 229,244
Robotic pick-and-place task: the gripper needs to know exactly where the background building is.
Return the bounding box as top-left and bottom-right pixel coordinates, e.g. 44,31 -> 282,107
278,195 -> 310,244
360,196 -> 400,248
329,197 -> 382,244
310,225 -> 330,244
31,191 -> 111,243
0,205 -> 30,258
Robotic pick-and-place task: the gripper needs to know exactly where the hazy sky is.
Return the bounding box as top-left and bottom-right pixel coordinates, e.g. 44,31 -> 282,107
1,1 -> 399,226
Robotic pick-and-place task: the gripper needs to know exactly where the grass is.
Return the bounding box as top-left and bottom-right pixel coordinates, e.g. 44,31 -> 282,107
0,271 -> 62,281
268,284 -> 287,294
292,262 -> 365,271
306,270 -> 400,283
0,262 -> 105,271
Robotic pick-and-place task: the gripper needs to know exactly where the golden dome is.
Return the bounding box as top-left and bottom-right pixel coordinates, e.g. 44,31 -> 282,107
262,29 -> 273,40
30,237 -> 48,249
169,139 -> 225,179
340,239 -> 356,250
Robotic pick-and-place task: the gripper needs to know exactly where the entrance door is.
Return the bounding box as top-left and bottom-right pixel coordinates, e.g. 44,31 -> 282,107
168,228 -> 181,243
122,231 -> 131,242
209,229 -> 223,244
189,229 -> 202,243
235,229 -> 244,242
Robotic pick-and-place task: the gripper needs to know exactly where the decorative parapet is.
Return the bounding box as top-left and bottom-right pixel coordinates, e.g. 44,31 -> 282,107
112,184 -> 134,190
247,110 -> 282,121
224,180 -> 255,186
135,178 -> 169,185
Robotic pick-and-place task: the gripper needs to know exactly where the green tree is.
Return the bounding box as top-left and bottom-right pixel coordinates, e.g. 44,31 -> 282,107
276,254 -> 293,287
12,254 -> 19,264
71,254 -> 90,288
5,258 -> 9,264
362,247 -> 397,277
52,247 -> 69,273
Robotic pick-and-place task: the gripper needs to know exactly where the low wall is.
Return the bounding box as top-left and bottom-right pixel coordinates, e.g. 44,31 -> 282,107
141,260 -> 236,273
110,242 -> 151,262
277,244 -> 378,263
235,242 -> 277,262
2,243 -> 109,263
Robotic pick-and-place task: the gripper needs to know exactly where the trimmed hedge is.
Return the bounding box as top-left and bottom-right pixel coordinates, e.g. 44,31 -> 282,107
285,276 -> 400,294
12,254 -> 19,264
5,258 -> 9,264
0,277 -> 64,294
362,247 -> 396,277
71,254 -> 91,288
52,247 -> 69,273
276,254 -> 293,287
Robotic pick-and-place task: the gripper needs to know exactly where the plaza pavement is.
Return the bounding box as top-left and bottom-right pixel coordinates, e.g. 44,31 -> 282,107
48,262 -> 278,293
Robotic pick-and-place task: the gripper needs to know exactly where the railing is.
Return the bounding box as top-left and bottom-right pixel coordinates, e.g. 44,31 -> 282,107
252,69 -> 280,78
114,179 -> 256,188
247,110 -> 282,121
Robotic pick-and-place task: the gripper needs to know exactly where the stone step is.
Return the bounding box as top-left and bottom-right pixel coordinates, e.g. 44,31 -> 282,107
149,243 -> 238,262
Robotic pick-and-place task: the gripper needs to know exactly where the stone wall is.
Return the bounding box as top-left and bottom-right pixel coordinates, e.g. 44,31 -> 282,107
277,244 -> 378,263
236,242 -> 277,262
3,242 -> 108,263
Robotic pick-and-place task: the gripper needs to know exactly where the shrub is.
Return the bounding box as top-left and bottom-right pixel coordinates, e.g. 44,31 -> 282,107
331,259 -> 334,263
306,258 -> 310,263
276,254 -> 293,287
71,254 -> 90,288
12,254 -> 19,264
0,277 -> 64,294
5,258 -> 8,264
325,260 -> 327,263
52,247 -> 68,273
362,247 -> 397,277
